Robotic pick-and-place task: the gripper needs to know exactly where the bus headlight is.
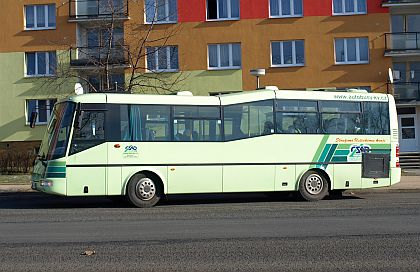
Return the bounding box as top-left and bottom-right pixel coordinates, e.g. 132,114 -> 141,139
40,180 -> 53,187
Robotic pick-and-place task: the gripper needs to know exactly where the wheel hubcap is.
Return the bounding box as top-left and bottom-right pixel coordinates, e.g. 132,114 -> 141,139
305,174 -> 324,195
135,178 -> 156,200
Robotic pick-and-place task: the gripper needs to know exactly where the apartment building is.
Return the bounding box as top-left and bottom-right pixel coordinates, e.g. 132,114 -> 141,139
383,0 -> 420,153
0,0 -> 393,152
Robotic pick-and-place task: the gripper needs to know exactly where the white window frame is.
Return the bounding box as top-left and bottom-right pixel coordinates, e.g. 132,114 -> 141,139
206,0 -> 240,21
332,0 -> 367,16
25,51 -> 56,77
24,4 -> 56,30
270,40 -> 305,67
269,0 -> 303,18
25,99 -> 56,125
146,46 -> 179,72
207,43 -> 241,70
145,0 -> 178,24
334,37 -> 369,65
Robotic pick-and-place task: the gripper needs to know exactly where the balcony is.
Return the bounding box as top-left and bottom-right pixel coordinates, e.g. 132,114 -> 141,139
69,0 -> 129,22
388,82 -> 420,103
384,32 -> 420,57
382,0 -> 420,7
69,46 -> 130,69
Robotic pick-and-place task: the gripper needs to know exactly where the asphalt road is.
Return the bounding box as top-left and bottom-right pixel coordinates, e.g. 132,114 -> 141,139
0,191 -> 419,271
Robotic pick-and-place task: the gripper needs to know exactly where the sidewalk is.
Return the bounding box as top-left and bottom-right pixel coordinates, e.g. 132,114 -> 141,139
0,176 -> 419,193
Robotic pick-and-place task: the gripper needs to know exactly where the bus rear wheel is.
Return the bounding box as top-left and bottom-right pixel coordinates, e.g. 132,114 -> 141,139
298,170 -> 328,201
127,173 -> 162,208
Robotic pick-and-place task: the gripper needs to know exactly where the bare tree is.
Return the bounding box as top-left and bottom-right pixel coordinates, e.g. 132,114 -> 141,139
39,0 -> 187,95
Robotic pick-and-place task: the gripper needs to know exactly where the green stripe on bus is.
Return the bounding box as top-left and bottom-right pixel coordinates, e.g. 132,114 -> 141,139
331,156 -> 347,162
311,135 -> 329,164
48,161 -> 66,167
318,144 -> 332,164
46,167 -> 66,173
334,150 -> 349,156
46,173 -> 66,178
323,144 -> 338,166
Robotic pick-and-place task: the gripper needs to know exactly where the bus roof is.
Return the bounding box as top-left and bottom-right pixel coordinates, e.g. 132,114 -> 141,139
66,88 -> 390,106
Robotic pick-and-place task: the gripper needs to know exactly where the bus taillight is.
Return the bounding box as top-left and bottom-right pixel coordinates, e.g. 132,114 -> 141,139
396,144 -> 400,168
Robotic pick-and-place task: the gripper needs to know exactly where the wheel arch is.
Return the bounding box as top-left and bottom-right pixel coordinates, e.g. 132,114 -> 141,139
122,168 -> 167,196
297,167 -> 332,191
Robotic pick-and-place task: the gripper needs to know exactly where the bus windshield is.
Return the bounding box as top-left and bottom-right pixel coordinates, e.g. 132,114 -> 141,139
38,102 -> 76,160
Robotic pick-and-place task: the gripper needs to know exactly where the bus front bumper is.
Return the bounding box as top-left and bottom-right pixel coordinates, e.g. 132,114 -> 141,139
31,179 -> 66,196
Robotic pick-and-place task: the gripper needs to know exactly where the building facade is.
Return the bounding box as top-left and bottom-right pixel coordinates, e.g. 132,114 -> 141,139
383,0 -> 420,153
0,0 -> 396,152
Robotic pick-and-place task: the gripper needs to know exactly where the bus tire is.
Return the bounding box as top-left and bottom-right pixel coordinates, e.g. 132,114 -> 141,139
127,173 -> 162,208
298,170 -> 328,201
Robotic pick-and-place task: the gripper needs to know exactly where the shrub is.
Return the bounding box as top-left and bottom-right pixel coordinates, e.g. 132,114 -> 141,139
0,151 -> 36,174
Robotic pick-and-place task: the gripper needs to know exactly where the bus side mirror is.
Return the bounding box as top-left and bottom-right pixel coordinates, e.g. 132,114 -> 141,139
29,112 -> 38,128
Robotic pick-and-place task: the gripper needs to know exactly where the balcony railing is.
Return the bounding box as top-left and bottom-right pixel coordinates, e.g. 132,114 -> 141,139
385,32 -> 420,54
69,0 -> 128,20
69,46 -> 130,68
382,0 -> 420,6
388,82 -> 420,102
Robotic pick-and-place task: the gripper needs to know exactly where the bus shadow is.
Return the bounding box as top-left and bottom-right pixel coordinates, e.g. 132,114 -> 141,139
0,192 -> 362,209
0,192 -> 131,209
161,192 -> 362,207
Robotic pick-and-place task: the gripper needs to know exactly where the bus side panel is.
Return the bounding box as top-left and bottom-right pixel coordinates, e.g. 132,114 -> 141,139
274,165 -> 296,191
223,165 -> 275,192
107,166 -> 122,195
168,166 -> 222,194
333,164 -> 362,190
66,144 -> 107,196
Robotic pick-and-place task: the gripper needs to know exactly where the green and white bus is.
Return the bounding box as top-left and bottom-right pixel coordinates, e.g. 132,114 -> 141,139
31,87 -> 401,207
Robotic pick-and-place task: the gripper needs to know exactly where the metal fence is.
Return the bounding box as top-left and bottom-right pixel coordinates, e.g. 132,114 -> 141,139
69,45 -> 130,67
385,32 -> 420,52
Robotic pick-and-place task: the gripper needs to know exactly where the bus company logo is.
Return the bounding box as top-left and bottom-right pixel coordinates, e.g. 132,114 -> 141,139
124,145 -> 137,152
123,145 -> 139,158
347,144 -> 371,161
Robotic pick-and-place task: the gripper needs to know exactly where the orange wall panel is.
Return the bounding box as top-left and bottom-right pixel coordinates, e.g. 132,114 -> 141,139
0,0 -> 76,52
129,12 -> 390,92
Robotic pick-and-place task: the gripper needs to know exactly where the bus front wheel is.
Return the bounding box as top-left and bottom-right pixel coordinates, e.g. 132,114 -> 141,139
127,173 -> 162,208
298,170 -> 328,201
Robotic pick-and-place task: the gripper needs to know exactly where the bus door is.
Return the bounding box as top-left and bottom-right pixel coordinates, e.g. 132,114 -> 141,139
66,110 -> 107,196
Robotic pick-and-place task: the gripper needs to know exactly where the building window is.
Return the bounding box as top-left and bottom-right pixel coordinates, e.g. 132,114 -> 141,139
88,73 -> 125,92
207,0 -> 240,20
271,40 -> 305,67
25,4 -> 56,30
26,99 -> 56,125
25,51 -> 57,76
145,0 -> 178,23
334,37 -> 369,64
208,43 -> 241,70
269,0 -> 303,18
146,46 -> 179,72
333,0 -> 366,15
87,27 -> 124,47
